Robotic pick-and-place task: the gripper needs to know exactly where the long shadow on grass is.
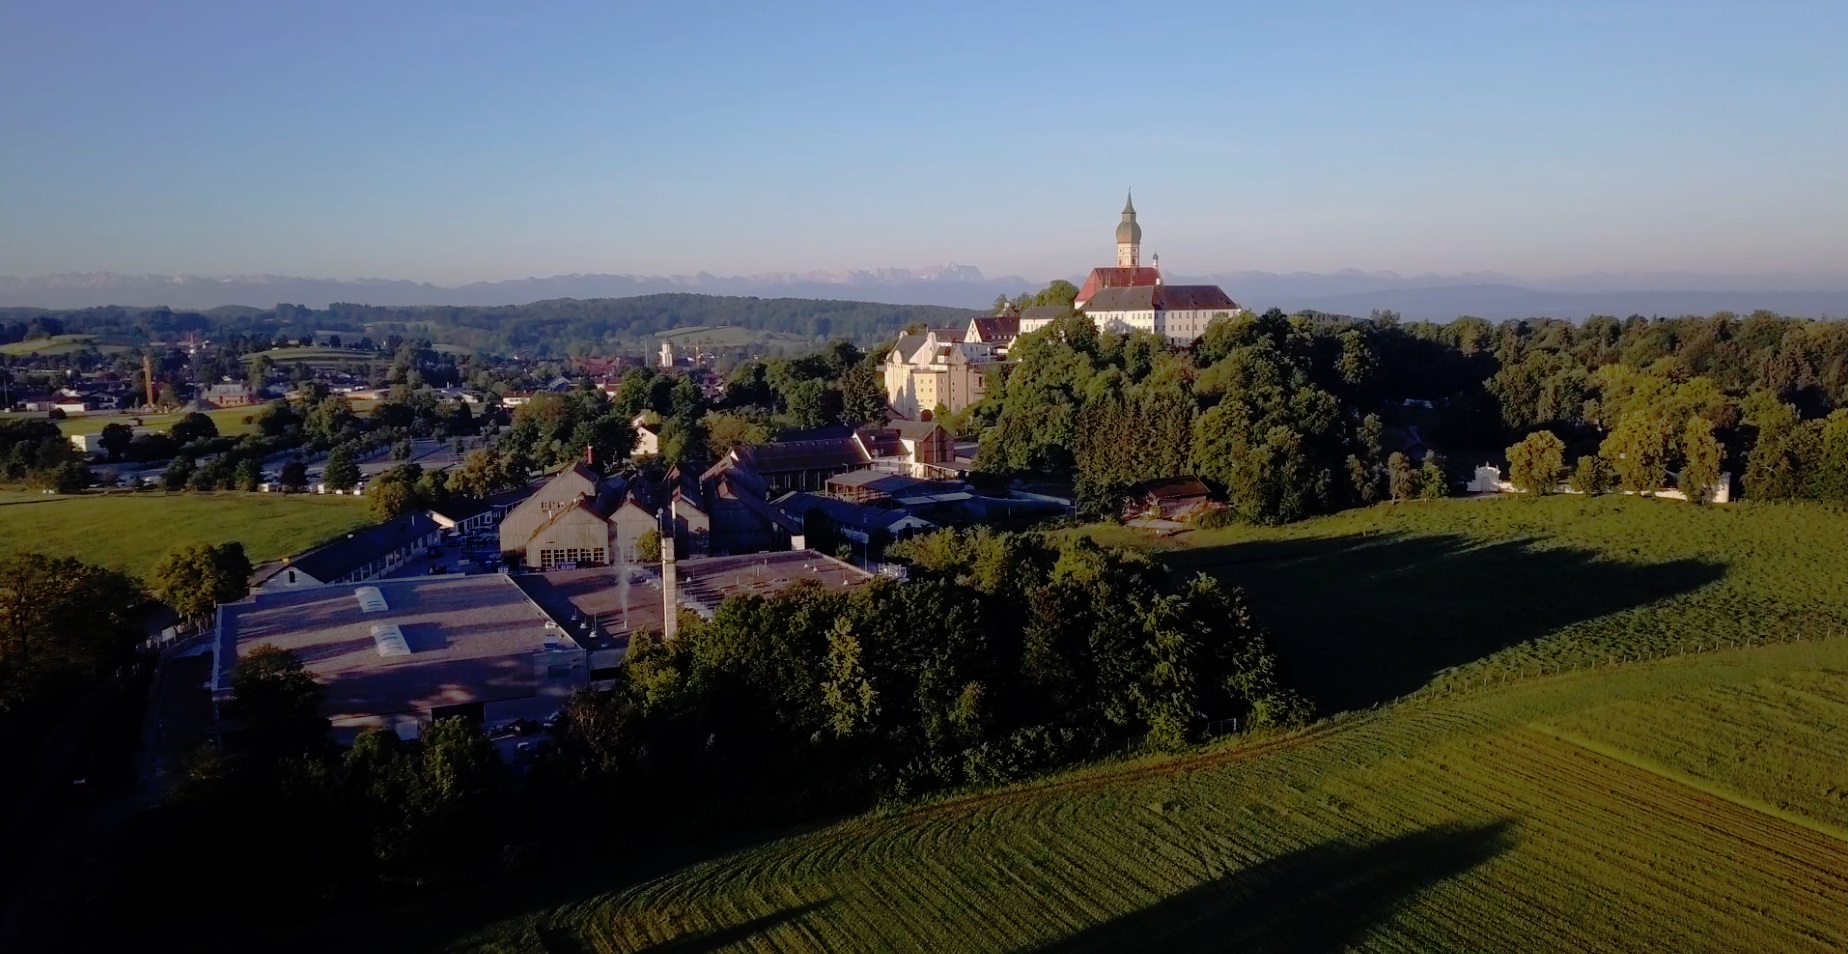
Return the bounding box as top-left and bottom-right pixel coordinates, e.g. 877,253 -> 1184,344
604,899 -> 835,954
1166,532 -> 1724,713
1027,820 -> 1514,954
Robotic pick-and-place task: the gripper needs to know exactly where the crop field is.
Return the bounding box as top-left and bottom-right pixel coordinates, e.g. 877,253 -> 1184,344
240,638 -> 1846,954
0,490 -> 370,579
1084,496 -> 1848,713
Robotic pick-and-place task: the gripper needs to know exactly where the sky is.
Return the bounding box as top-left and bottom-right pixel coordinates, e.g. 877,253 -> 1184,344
2,0 -> 1846,285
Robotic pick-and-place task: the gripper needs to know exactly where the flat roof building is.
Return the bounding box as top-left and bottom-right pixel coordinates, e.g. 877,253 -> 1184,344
211,574 -> 587,740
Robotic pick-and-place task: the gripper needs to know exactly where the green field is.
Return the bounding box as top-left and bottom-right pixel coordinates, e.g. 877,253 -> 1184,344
256,345 -> 382,364
227,497 -> 1848,953
0,490 -> 371,580
1086,496 -> 1848,713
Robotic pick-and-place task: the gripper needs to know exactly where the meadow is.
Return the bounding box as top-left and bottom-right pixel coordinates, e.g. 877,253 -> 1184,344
256,345 -> 382,364
190,496 -> 1848,953
0,490 -> 371,579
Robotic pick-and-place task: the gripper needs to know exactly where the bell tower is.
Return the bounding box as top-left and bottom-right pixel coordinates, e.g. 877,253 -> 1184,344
1115,191 -> 1142,268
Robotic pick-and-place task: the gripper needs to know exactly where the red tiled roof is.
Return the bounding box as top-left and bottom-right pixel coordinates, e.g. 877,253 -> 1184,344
1076,267 -> 1162,306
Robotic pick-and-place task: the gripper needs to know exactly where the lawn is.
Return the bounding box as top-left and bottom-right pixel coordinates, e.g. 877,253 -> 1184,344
182,496 -> 1848,953
0,490 -> 372,580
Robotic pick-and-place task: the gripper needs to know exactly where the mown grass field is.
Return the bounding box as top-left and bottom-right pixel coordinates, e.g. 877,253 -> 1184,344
214,497 -> 1848,953
257,638 -> 1848,954
0,490 -> 371,580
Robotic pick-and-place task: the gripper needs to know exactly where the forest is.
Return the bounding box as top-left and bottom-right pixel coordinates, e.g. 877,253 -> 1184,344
0,293 -> 967,358
973,306 -> 1848,519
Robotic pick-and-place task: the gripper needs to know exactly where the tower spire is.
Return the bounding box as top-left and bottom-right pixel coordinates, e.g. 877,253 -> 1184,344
1115,190 -> 1142,268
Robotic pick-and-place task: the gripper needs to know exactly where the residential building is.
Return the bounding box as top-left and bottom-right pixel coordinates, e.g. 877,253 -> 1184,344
200,382 -> 259,408
1122,477 -> 1217,522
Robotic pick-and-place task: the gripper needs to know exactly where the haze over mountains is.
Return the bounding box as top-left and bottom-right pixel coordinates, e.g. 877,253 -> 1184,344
3,267 -> 1845,321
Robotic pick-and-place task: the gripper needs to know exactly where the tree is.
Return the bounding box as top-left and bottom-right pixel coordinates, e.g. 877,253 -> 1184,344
323,445 -> 360,491
98,422 -> 134,461
151,542 -> 252,626
279,459 -> 308,491
369,474 -> 420,521
634,529 -> 662,564
41,460 -> 91,494
0,553 -> 148,718
1507,430 -> 1566,495
1568,454 -> 1614,495
233,458 -> 262,492
231,644 -> 328,763
1418,452 -> 1448,500
839,364 -> 889,428
1680,416 -> 1723,503
1386,452 -> 1415,502
170,412 -> 219,446
161,456 -> 195,491
702,411 -> 770,458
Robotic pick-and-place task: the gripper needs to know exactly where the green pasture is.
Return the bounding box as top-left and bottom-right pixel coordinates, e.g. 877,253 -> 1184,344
0,490 -> 370,580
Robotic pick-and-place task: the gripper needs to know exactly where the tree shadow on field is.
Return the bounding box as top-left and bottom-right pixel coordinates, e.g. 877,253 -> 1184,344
1166,532 -> 1725,712
571,899 -> 835,954
1026,821 -> 1515,954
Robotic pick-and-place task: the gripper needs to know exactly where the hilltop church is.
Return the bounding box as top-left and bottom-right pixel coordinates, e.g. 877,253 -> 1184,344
1019,194 -> 1241,346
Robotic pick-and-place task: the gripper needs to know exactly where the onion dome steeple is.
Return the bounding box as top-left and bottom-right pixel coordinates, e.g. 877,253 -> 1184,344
1115,190 -> 1142,267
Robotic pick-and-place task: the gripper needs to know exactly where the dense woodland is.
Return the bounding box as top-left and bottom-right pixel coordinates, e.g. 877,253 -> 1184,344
974,305 -> 1848,519
0,294 -> 965,358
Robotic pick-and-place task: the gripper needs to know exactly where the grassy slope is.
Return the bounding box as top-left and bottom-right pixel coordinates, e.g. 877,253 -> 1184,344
251,497 -> 1848,953
1088,496 -> 1848,712
41,405 -> 264,437
0,490 -> 371,579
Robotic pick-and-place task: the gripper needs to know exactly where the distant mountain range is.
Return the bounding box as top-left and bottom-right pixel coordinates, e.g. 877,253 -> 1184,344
3,267 -> 1845,320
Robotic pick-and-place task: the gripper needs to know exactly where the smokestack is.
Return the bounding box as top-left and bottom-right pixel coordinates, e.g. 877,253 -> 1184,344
660,506 -> 678,640
143,354 -> 155,408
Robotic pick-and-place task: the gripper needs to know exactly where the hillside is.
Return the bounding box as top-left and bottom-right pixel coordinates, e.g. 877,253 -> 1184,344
202,497 -> 1848,953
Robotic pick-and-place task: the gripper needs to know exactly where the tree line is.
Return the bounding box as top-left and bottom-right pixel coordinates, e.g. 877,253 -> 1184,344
975,303 -> 1848,520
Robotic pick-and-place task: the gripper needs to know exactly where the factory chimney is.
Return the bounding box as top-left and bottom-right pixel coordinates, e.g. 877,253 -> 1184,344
660,506 -> 678,640
143,354 -> 156,409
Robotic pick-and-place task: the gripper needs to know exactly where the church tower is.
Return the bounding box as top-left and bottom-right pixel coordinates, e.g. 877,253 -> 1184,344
1116,191 -> 1142,268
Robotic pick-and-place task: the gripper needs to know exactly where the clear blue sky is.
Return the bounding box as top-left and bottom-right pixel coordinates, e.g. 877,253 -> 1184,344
3,0 -> 1845,283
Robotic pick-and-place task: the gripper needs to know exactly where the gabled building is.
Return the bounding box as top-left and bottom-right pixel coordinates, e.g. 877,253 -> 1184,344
882,328 -> 1004,421
256,514 -> 444,591
498,460 -> 625,569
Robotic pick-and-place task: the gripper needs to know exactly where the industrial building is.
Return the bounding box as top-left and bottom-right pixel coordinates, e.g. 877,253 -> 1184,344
211,575 -> 607,740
